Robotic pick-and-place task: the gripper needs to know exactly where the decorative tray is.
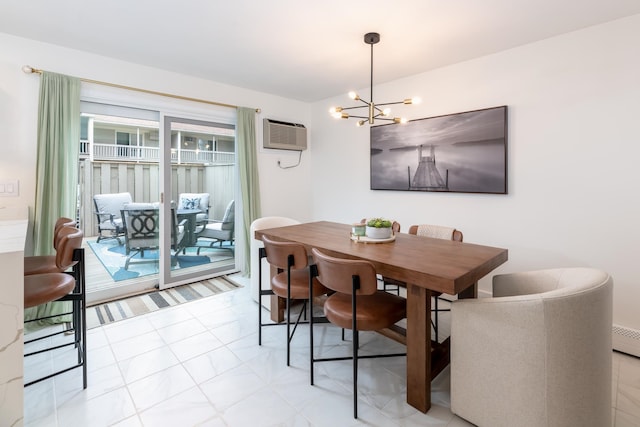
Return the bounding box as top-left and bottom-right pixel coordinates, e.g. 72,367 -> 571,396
350,234 -> 396,244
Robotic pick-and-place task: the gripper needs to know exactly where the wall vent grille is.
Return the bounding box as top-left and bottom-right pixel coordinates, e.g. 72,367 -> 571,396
263,118 -> 307,151
613,324 -> 640,357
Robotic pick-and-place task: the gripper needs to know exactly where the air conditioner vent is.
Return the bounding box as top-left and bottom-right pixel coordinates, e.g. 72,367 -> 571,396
263,118 -> 307,151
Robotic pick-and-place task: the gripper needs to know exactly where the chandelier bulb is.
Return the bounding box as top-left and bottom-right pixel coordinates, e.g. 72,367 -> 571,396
356,120 -> 366,127
348,91 -> 360,101
404,97 -> 422,105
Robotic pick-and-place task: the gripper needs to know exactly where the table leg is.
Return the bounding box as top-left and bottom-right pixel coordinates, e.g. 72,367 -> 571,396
406,283 -> 432,413
458,281 -> 477,300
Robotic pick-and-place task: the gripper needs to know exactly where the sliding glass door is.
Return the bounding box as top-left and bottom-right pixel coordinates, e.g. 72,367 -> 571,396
80,98 -> 238,303
159,115 -> 237,290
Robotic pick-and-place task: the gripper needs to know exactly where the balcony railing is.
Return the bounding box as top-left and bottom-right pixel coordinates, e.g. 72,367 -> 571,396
79,140 -> 235,165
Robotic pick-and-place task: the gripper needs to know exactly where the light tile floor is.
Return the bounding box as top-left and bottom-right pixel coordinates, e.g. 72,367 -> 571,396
24,275 -> 640,426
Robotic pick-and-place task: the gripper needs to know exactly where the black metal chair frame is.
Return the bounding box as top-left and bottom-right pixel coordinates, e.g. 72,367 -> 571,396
309,264 -> 405,419
258,247 -> 325,366
24,248 -> 87,389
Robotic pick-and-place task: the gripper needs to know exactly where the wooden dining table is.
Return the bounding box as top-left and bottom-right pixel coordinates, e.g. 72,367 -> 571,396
254,220 -> 508,413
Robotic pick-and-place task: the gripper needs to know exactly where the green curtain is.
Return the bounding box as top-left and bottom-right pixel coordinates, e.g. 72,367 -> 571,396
237,107 -> 261,274
25,71 -> 81,326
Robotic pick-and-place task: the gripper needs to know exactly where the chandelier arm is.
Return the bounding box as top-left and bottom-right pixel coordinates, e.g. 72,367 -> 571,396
340,104 -> 371,112
347,114 -> 370,119
375,100 -> 407,107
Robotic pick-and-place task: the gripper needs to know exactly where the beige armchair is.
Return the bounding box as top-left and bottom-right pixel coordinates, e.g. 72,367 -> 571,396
450,268 -> 613,427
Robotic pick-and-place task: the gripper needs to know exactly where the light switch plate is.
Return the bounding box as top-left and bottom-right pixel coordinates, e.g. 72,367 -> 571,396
0,180 -> 19,197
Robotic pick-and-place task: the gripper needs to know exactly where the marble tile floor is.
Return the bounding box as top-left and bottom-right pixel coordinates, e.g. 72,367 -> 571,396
23,274 -> 640,427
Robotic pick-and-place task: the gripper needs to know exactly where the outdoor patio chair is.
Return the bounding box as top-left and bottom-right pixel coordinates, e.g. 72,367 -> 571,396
196,200 -> 234,254
93,192 -> 132,243
120,203 -> 186,269
177,192 -> 210,232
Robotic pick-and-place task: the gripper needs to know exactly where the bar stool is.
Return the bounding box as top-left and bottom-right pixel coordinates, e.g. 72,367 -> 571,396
24,217 -> 76,276
258,235 -> 328,366
309,248 -> 406,419
24,227 -> 86,388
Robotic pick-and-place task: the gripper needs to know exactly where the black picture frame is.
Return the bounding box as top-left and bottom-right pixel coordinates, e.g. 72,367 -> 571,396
370,106 -> 508,194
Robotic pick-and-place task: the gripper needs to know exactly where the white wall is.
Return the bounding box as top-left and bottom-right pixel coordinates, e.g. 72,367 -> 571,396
0,33 -> 315,254
310,15 -> 640,329
2,14 -> 639,332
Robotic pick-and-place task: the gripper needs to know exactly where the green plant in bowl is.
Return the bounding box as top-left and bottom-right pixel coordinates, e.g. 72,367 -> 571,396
365,218 -> 393,239
367,218 -> 392,228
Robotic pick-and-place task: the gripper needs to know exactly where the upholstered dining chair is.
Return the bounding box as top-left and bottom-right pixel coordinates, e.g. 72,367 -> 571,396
309,248 -> 406,419
450,268 -> 613,427
24,226 -> 87,388
383,223 -> 463,342
258,235 -> 329,366
250,216 -> 301,306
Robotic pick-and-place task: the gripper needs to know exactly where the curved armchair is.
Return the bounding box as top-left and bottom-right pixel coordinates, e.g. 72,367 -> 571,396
451,268 -> 613,427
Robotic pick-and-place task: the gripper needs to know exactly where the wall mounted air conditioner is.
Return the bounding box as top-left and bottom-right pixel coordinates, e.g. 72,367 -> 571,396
263,118 -> 307,151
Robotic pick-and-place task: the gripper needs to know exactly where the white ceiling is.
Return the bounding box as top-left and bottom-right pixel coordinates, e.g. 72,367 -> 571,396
2,1 -> 640,102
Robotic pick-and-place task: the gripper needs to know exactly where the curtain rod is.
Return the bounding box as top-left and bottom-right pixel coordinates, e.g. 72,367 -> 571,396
22,65 -> 261,113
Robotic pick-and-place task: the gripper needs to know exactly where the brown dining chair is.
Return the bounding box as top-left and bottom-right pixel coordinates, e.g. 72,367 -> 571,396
258,235 -> 329,366
24,226 -> 87,388
383,224 -> 463,342
309,248 -> 406,419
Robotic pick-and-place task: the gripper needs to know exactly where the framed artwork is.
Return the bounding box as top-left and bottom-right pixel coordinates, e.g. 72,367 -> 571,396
370,106 -> 508,194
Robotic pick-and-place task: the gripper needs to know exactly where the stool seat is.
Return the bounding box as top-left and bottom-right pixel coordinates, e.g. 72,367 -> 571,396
324,291 -> 406,331
271,268 -> 327,300
24,273 -> 75,308
24,255 -> 57,276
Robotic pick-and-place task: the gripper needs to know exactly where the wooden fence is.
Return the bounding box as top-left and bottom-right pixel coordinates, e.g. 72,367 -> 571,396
78,160 -> 234,237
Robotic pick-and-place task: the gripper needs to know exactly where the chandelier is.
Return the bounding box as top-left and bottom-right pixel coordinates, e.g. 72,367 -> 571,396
329,32 -> 420,126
